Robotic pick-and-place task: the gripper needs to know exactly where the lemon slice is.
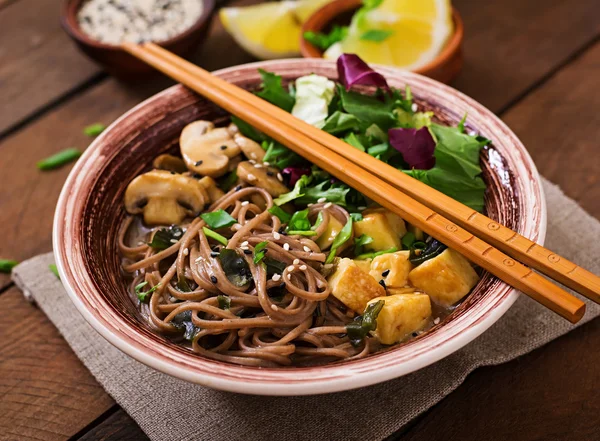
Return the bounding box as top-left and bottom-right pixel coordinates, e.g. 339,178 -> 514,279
220,0 -> 334,60
325,0 -> 453,70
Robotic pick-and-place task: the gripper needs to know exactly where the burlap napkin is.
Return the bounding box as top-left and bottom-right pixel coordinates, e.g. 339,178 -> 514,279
12,178 -> 600,441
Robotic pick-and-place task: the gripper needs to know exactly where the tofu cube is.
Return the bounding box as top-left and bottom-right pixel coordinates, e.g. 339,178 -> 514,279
353,208 -> 406,252
316,216 -> 344,250
353,258 -> 372,274
369,251 -> 412,288
408,248 -> 480,306
367,294 -> 432,345
327,258 -> 385,313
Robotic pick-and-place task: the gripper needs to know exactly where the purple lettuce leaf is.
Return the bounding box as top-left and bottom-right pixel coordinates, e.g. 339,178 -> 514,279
281,166 -> 311,187
389,127 -> 436,170
337,54 -> 391,93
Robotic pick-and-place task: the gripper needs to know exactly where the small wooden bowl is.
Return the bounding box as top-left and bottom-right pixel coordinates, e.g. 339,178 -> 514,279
61,0 -> 216,79
300,0 -> 464,84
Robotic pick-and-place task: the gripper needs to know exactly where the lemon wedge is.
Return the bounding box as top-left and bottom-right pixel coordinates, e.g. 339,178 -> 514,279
324,0 -> 453,70
220,0 -> 334,60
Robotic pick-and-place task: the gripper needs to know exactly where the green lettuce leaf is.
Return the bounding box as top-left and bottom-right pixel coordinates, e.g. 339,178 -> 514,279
256,69 -> 295,112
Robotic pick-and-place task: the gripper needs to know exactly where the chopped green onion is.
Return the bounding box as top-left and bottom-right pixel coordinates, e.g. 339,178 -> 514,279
286,230 -> 317,236
135,281 -> 160,303
203,227 -> 228,246
83,123 -> 106,137
346,299 -> 385,346
37,148 -> 82,171
326,218 -> 353,264
254,241 -> 269,264
356,247 -> 398,260
201,209 -> 237,229
350,213 -> 363,222
354,234 -> 374,255
360,29 -> 394,42
49,264 -> 60,279
268,205 -> 291,224
217,294 -> 231,310
0,259 -> 18,273
401,232 -> 416,250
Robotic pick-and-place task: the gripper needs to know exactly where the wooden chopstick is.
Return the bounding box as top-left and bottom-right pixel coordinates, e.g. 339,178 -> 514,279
122,42 -> 586,323
138,43 -> 600,308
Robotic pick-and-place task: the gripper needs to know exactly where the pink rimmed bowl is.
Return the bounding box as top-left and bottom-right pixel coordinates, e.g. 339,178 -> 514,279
53,59 -> 546,396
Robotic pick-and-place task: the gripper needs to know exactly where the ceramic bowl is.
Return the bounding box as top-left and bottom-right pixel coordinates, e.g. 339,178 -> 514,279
61,0 -> 216,79
53,59 -> 546,396
300,0 -> 464,84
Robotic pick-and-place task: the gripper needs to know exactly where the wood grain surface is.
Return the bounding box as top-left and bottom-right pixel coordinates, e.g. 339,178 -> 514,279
0,0 -> 598,439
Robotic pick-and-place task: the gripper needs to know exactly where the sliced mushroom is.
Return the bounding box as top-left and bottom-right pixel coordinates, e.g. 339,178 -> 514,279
179,121 -> 241,178
235,134 -> 266,162
152,154 -> 188,173
237,161 -> 289,197
198,176 -> 225,202
125,170 -> 209,226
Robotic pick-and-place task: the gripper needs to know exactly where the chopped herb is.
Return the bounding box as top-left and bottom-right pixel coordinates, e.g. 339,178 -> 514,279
0,259 -> 18,273
401,232 -> 416,250
264,257 -> 286,277
287,209 -> 311,232
254,240 -> 269,264
326,218 -> 353,264
350,213 -> 363,222
360,29 -> 394,42
230,115 -> 266,143
286,230 -> 318,236
203,227 -> 228,246
218,249 -> 252,287
217,170 -> 238,191
49,264 -> 60,279
37,148 -> 82,170
201,209 -> 237,229
268,205 -> 292,223
171,310 -> 199,341
217,294 -> 231,310
135,281 -> 160,303
83,123 -> 106,137
303,25 -> 348,50
149,226 -> 184,250
177,276 -> 192,292
354,234 -> 374,255
346,300 -> 384,346
356,247 -> 398,260
243,249 -> 252,255
210,275 -> 218,283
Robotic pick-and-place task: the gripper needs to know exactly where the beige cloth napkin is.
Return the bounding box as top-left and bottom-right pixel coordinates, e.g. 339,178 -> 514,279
12,178 -> 600,441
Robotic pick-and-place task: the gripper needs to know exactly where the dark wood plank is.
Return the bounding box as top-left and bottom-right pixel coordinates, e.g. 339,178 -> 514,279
452,0 -> 599,113
0,0 -> 100,135
399,43 -> 600,441
0,288 -> 114,441
77,410 -> 147,441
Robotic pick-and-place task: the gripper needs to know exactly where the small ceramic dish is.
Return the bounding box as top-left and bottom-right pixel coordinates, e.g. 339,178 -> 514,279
300,0 -> 464,84
61,0 -> 216,78
53,59 -> 545,396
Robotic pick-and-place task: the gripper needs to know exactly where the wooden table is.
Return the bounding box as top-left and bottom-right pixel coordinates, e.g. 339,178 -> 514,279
1,1 -> 599,439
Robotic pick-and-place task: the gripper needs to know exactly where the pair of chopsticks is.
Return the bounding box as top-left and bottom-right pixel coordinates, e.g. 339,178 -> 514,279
123,42 -> 600,323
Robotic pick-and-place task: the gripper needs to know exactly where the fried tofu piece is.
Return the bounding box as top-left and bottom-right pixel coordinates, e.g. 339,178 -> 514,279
353,258 -> 372,274
408,248 -> 480,306
367,294 -> 432,345
327,258 -> 385,313
316,216 -> 344,250
369,251 -> 412,288
353,208 -> 407,252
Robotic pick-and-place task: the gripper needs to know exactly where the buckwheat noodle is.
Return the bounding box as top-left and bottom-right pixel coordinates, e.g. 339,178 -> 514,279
119,185 -> 373,367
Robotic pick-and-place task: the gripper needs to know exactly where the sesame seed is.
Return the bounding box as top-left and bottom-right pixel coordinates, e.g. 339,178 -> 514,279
287,265 -> 295,272
173,230 -> 182,237
273,232 -> 281,240
240,246 -> 249,251
272,273 -> 281,281
210,275 -> 217,283
247,173 -> 257,182
271,304 -> 279,311
293,259 -> 300,265
243,249 -> 252,254
266,171 -> 274,176
277,173 -> 283,181
287,274 -> 292,280
307,203 -> 314,207
170,239 -> 178,244
323,264 -> 333,270
411,103 -> 418,112
323,202 -> 332,209
317,279 -> 325,288
250,153 -> 257,159
434,317 -> 441,325
170,296 -> 177,303
263,161 -> 270,166
183,248 -> 189,256
220,145 -> 228,150
379,279 -> 386,289
235,185 -> 242,192
209,252 -> 218,258
468,130 -> 478,137
254,163 -> 263,168
195,160 -> 203,166
241,201 -> 249,206
299,265 -> 307,271
382,269 -> 390,277
317,197 -> 326,203
303,246 -> 311,252
249,159 -> 256,164
241,241 -> 249,247
283,243 -> 290,251
357,206 -> 367,211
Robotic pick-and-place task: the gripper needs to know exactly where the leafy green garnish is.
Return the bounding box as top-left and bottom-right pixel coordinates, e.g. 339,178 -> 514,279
346,300 -> 385,346
326,218 -> 353,264
303,25 -> 348,50
396,109 -> 433,129
286,230 -> 318,236
49,264 -> 60,279
201,209 -> 237,229
83,123 -> 106,137
177,276 -> 192,293
268,205 -> 292,223
203,227 -> 228,246
360,29 -> 394,42
149,226 -> 184,250
264,257 -> 286,277
230,115 -> 266,143
217,294 -> 231,310
321,111 -> 361,135
297,181 -> 351,207
356,247 -> 398,260
401,232 -> 416,250
218,249 -> 252,287
350,213 -> 363,222
287,209 -> 311,232
256,69 -> 295,112
135,281 -> 160,303
262,139 -> 305,169
217,170 -> 238,192
274,174 -> 311,206
254,241 -> 269,264
37,148 -> 82,170
338,84 -> 397,130
0,259 -> 18,273
354,234 -> 374,255
171,310 -> 200,341
409,240 -> 447,266
344,132 -> 366,151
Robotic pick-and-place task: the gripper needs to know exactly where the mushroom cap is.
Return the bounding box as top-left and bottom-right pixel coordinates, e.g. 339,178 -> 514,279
180,121 -> 241,178
237,161 -> 290,197
124,170 -> 209,226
